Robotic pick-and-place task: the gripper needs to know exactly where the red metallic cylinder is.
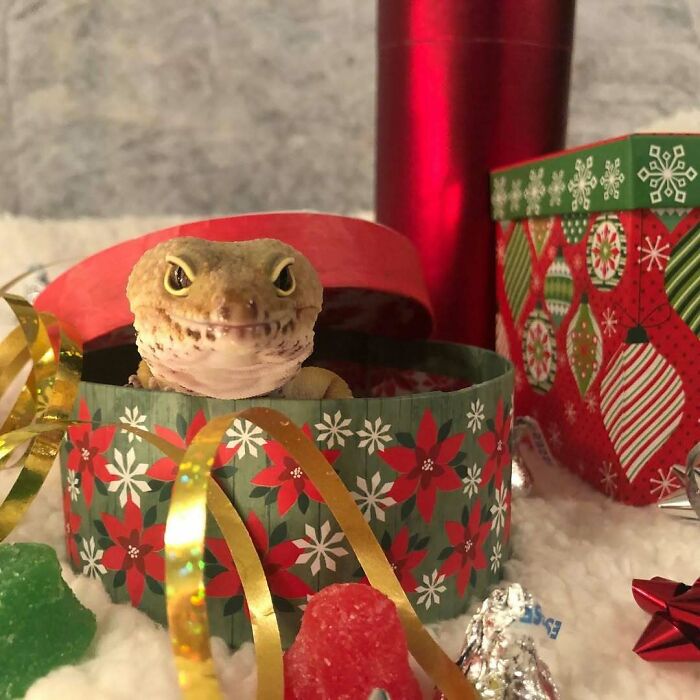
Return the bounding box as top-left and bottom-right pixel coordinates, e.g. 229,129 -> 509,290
376,0 -> 575,346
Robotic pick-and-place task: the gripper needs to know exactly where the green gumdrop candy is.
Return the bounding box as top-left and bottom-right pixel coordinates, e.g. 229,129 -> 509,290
0,543 -> 97,699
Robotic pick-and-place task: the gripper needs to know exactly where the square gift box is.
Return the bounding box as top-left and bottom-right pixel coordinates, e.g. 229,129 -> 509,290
491,134 -> 700,505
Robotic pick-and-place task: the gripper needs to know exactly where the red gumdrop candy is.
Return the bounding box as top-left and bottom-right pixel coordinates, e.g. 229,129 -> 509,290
284,583 -> 422,700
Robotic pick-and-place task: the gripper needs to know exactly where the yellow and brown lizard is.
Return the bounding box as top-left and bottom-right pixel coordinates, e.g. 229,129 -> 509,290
126,237 -> 352,400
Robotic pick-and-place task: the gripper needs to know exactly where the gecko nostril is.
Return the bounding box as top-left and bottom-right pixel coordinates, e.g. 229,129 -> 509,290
246,298 -> 258,319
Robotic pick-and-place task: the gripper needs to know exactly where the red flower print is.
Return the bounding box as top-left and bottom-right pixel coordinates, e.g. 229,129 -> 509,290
62,489 -> 81,567
439,501 -> 490,596
360,527 -> 427,593
251,424 -> 340,516
379,409 -> 464,522
101,499 -> 165,606
147,409 -> 238,481
67,399 -> 116,507
477,399 -> 511,488
206,512 -> 312,612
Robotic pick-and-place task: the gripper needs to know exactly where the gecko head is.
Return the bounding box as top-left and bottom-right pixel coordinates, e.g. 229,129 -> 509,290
126,237 -> 323,396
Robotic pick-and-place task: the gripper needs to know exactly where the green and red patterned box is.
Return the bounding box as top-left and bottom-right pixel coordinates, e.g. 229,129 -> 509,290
491,134 -> 700,505
35,214 -> 514,649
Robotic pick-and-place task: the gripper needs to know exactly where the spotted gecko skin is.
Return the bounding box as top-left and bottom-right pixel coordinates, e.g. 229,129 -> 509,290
126,237 -> 351,400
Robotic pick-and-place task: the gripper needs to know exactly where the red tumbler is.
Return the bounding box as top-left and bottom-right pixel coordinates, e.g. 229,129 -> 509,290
376,1 -> 575,347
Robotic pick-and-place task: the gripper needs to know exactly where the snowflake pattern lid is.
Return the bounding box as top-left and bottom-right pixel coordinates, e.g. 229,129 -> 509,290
490,134 -> 700,221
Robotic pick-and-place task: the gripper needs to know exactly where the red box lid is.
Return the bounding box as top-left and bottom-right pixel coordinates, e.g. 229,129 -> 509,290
35,213 -> 434,345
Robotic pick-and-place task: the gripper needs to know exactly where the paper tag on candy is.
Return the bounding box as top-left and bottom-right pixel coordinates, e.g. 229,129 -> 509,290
518,603 -> 564,641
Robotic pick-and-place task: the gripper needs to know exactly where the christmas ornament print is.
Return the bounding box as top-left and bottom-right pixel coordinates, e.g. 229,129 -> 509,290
522,305 -> 557,394
495,312 -> 511,360
544,247 -> 574,327
587,213 -> 627,290
527,217 -> 554,258
665,222 -> 700,337
503,222 -> 532,324
565,293 -> 603,397
562,213 -> 589,244
600,326 -> 685,482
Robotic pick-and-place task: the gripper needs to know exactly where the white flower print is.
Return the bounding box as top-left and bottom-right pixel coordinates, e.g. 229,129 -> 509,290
462,463 -> 482,498
508,179 -> 523,213
106,447 -> 151,507
548,169 -> 566,206
564,401 -> 576,425
490,483 -> 509,534
491,176 -> 508,220
638,235 -> 671,272
225,418 -> 266,458
466,398 -> 485,433
356,417 -> 392,455
649,467 -> 680,500
80,536 -> 107,578
352,472 -> 396,522
567,156 -> 598,211
600,158 -> 625,200
294,522 -> 348,576
600,460 -> 618,497
490,542 -> 502,574
601,307 -> 618,337
67,472 -> 81,501
119,406 -> 147,443
315,411 -> 353,448
524,167 -> 546,215
416,570 -> 447,610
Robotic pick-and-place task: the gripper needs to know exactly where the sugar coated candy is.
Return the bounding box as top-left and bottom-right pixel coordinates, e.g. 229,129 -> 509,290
0,543 -> 96,699
283,583 -> 421,700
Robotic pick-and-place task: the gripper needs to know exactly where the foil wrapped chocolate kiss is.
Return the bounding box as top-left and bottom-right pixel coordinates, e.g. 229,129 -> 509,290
435,584 -> 560,700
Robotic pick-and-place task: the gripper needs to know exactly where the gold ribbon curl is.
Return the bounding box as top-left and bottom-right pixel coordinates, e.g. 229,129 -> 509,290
0,294 -> 479,700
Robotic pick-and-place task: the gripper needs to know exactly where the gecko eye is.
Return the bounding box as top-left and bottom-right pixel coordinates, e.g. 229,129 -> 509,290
164,255 -> 195,296
271,257 -> 296,296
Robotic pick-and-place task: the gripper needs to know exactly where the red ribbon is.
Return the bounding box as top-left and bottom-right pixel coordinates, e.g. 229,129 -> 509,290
632,577 -> 700,662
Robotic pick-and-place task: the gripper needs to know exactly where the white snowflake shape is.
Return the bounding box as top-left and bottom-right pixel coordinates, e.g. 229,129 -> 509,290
548,169 -> 566,206
490,542 -> 502,574
637,144 -> 698,204
298,593 -> 314,612
571,253 -> 584,272
462,463 -> 482,498
80,536 -> 107,578
531,275 -> 542,293
119,406 -> 147,443
601,307 -> 618,337
315,411 -> 353,448
352,472 -> 396,522
294,522 -> 348,576
497,239 -> 507,265
600,158 -> 626,201
548,424 -> 562,450
106,447 -> 151,508
490,483 -> 509,535
416,570 -> 447,610
466,398 -> 485,433
67,472 -> 80,501
564,401 -> 576,425
508,179 -> 523,213
524,167 -> 546,215
225,419 -> 266,458
514,369 -> 525,392
356,417 -> 392,454
600,460 -> 618,497
567,156 -> 598,211
584,393 -> 598,413
638,235 -> 671,272
491,176 -> 508,220
649,467 -> 680,500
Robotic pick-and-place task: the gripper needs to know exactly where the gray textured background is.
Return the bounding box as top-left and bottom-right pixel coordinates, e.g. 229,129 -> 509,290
0,0 -> 698,218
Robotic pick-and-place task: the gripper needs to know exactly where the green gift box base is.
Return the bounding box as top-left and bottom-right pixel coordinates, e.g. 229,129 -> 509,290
60,330 -> 513,648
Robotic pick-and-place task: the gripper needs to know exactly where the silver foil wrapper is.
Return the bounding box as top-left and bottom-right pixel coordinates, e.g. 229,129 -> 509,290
436,583 -> 560,700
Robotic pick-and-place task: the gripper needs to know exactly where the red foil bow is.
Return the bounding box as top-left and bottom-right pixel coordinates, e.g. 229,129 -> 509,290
632,577 -> 700,662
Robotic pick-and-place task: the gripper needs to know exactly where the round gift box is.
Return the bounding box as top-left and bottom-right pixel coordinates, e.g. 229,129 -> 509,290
37,214 -> 514,648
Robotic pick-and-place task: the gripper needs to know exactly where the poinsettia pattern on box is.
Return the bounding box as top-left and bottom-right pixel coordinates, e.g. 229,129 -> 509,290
60,388 -> 512,647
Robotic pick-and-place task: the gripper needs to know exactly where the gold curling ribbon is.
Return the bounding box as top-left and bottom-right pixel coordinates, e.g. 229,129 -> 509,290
0,293 -> 480,700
